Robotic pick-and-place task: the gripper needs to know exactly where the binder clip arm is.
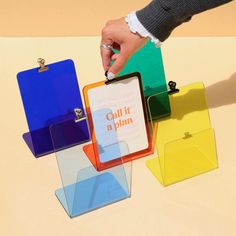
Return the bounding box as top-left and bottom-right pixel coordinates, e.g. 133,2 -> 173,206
183,132 -> 192,139
74,108 -> 86,123
38,58 -> 49,72
168,81 -> 179,95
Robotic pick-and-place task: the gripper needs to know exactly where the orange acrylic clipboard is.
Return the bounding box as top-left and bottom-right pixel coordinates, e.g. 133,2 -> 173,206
83,72 -> 157,171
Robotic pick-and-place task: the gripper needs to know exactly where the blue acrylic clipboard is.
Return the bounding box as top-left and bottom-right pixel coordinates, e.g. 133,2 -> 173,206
17,59 -> 90,157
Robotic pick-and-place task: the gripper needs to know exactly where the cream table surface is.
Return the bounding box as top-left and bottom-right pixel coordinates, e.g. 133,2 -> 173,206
0,37 -> 236,236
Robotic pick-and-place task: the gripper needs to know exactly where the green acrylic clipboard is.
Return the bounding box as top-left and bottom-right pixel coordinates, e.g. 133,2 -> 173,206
117,40 -> 171,120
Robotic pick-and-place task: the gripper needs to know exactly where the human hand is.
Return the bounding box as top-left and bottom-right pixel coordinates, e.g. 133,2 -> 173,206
101,17 -> 148,80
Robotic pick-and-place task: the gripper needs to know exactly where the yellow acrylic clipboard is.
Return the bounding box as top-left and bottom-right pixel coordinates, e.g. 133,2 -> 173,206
146,82 -> 218,186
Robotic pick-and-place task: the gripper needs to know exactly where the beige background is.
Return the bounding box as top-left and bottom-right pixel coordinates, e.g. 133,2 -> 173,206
0,0 -> 235,37
1,37 -> 236,236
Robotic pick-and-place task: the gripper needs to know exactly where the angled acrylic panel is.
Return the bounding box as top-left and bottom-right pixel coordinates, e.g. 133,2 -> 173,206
91,108 -> 129,163
146,82 -> 218,186
50,117 -> 131,218
17,59 -> 87,157
83,72 -> 155,171
117,40 -> 171,120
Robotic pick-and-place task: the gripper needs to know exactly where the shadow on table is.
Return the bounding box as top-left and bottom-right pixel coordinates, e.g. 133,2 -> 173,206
206,72 -> 236,109
160,72 -> 236,120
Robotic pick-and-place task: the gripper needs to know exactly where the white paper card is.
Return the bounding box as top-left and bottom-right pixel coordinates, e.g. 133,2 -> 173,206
88,76 -> 148,162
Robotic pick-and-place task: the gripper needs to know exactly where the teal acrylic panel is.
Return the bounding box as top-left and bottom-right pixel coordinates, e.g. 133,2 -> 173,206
117,40 -> 171,120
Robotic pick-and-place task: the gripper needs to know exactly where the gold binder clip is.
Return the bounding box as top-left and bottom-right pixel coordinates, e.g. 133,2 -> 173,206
74,108 -> 86,123
37,58 -> 49,72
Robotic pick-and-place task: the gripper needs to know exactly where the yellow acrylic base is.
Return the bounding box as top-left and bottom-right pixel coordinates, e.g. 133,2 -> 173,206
146,129 -> 218,186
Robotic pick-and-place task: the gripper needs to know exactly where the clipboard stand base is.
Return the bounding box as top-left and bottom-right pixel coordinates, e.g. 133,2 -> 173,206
146,128 -> 218,186
22,129 -> 54,157
55,170 -> 131,218
22,111 -> 90,158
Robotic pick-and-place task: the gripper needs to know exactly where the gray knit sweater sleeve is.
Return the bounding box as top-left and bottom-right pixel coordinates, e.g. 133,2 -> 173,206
136,0 -> 232,41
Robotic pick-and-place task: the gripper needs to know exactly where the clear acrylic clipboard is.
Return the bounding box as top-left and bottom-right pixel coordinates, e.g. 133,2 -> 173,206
50,108 -> 132,218
117,40 -> 171,120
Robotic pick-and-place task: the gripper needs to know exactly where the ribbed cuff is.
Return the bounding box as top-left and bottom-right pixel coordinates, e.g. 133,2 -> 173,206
136,0 -> 232,42
136,0 -> 182,41
125,11 -> 161,47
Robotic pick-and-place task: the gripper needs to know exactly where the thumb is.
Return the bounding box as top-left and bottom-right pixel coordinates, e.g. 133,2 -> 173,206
108,50 -> 130,79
